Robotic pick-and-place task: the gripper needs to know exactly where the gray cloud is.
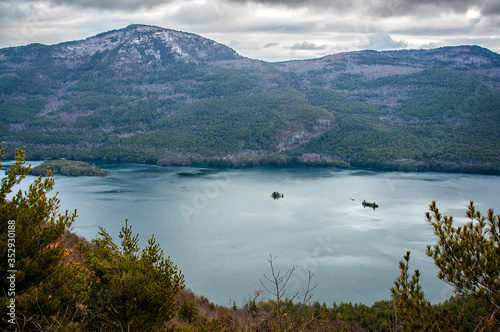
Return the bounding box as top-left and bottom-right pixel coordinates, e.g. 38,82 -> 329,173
391,24 -> 480,37
58,0 -> 173,10
0,0 -> 172,11
170,1 -> 224,26
483,0 -> 500,16
225,0 -> 499,18
0,2 -> 25,20
290,41 -> 327,50
264,42 -> 278,48
4,0 -> 499,17
380,0 -> 473,15
361,32 -> 407,50
224,0 -> 351,9
239,20 -> 321,34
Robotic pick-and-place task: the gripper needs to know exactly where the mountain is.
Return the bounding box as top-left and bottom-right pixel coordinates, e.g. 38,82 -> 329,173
1,24 -> 500,173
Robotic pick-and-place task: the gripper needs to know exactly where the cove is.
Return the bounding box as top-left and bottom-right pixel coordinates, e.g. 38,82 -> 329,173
4,162 -> 499,307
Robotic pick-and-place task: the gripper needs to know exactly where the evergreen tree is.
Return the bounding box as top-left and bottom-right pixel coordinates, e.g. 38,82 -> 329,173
426,201 -> 500,330
390,251 -> 432,331
81,221 -> 185,331
0,144 -> 88,330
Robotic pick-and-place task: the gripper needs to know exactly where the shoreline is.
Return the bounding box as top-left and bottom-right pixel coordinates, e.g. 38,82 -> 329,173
3,157 -> 499,177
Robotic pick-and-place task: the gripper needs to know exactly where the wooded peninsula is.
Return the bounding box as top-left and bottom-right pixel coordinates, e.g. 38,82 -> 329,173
28,160 -> 108,176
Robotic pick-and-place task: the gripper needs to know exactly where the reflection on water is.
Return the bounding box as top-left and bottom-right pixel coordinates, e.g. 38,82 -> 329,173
3,162 -> 499,306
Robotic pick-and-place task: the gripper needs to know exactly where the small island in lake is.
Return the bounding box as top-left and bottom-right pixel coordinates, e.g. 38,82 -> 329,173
29,160 -> 108,176
362,200 -> 379,209
271,191 -> 284,199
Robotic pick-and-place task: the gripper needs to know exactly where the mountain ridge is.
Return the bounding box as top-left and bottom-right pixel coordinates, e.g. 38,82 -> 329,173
1,25 -> 499,173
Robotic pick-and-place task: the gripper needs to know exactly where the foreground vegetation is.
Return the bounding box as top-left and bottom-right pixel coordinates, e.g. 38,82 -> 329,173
1,146 -> 498,331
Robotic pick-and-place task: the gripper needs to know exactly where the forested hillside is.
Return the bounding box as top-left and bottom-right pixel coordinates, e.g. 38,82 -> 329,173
1,24 -> 499,173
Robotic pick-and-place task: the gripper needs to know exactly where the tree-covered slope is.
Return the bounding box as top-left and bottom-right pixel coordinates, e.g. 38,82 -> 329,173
296,69 -> 500,172
1,25 -> 499,173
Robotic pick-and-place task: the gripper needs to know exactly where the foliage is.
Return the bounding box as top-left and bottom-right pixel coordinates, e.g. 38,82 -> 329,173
81,220 -> 185,331
390,251 -> 432,330
0,144 -> 87,330
426,201 -> 500,330
0,99 -> 46,124
28,160 -> 108,177
331,300 -> 397,330
0,145 -> 186,331
390,201 -> 500,331
179,301 -> 198,323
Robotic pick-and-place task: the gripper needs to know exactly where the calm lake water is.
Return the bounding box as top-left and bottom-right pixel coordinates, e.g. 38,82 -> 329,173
3,162 -> 500,307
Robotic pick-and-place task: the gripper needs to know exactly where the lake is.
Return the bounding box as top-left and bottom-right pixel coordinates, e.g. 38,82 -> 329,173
3,162 -> 499,307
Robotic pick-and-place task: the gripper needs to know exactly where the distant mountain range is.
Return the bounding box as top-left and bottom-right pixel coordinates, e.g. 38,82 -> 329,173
1,24 -> 499,173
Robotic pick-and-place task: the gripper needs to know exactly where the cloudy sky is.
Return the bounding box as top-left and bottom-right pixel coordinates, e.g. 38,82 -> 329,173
1,0 -> 499,61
